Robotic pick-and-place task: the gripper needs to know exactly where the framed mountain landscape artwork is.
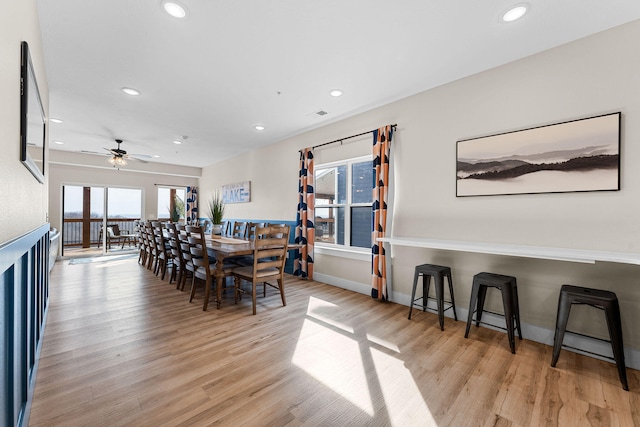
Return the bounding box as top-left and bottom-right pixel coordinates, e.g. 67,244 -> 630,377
456,112 -> 621,197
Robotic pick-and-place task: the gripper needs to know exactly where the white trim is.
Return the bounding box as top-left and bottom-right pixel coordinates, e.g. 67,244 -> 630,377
313,273 -> 371,295
311,276 -> 640,371
49,160 -> 201,179
315,245 -> 370,261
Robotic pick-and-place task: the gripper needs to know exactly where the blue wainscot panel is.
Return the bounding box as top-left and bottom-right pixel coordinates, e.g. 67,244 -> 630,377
0,224 -> 50,427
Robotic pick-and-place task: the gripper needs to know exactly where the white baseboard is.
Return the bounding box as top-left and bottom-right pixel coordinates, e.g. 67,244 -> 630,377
312,273 -> 640,371
314,273 -> 372,295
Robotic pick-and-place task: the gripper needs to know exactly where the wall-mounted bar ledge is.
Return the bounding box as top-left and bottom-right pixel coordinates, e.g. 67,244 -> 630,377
377,237 -> 640,266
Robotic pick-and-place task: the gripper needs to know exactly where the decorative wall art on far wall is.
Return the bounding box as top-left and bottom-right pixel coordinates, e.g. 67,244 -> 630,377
222,181 -> 251,203
456,112 -> 621,197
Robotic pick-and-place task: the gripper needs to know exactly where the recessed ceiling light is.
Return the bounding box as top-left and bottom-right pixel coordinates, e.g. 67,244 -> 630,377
121,87 -> 140,96
162,1 -> 187,18
502,4 -> 528,22
330,89 -> 343,97
53,140 -> 64,145
173,140 -> 182,145
50,118 -> 63,123
153,155 -> 161,158
254,125 -> 265,131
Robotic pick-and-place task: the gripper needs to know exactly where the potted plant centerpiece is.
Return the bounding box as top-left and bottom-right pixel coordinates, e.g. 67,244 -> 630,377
207,192 -> 225,237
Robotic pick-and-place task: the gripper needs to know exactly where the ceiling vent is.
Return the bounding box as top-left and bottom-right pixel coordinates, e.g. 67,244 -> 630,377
305,110 -> 329,118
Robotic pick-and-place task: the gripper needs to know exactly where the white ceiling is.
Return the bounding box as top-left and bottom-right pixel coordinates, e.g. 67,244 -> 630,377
37,0 -> 640,168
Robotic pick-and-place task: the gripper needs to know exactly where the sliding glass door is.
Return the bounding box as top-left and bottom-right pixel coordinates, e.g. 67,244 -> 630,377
62,185 -> 142,256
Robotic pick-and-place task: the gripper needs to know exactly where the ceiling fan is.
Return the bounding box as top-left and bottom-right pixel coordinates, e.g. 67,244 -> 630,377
103,139 -> 151,168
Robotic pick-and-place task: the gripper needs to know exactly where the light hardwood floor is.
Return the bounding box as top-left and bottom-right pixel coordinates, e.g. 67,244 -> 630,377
29,256 -> 639,426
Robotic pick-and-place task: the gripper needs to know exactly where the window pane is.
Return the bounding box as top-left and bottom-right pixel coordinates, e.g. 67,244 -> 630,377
63,186 -> 83,218
157,188 -> 170,219
108,188 -> 142,219
351,206 -> 371,248
351,161 -> 372,204
91,187 -> 104,218
316,166 -> 347,205
315,207 -> 343,244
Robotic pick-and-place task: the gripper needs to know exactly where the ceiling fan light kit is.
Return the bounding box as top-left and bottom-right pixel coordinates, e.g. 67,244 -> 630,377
108,156 -> 127,168
106,139 -> 129,169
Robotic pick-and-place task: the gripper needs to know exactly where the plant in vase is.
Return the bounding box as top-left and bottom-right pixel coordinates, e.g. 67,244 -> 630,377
207,192 -> 225,236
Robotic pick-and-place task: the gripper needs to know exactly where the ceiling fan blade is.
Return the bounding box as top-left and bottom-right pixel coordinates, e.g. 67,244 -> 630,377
129,157 -> 149,164
130,153 -> 153,159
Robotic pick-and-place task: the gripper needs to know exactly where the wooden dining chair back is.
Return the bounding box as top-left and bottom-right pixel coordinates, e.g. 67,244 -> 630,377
220,220 -> 230,236
231,221 -> 247,238
175,224 -> 193,291
245,222 -> 265,240
233,224 -> 290,315
137,223 -> 147,265
165,223 -> 184,287
151,221 -> 171,280
185,225 -> 235,311
141,222 -> 156,270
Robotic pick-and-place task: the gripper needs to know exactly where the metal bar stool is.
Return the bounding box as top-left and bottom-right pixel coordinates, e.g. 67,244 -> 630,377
465,272 -> 522,354
551,284 -> 628,391
408,264 -> 457,331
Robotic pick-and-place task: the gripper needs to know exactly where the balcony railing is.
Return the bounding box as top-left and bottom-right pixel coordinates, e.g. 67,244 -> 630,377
63,218 -> 139,247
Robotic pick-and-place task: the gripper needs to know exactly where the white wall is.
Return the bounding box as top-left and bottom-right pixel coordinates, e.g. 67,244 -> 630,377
0,0 -> 49,243
200,20 -> 640,358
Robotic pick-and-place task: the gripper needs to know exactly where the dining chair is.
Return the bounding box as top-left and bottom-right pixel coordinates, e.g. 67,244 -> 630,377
165,223 -> 184,286
229,222 -> 266,267
231,221 -> 247,238
185,225 -> 236,311
142,222 -> 156,271
151,221 -> 171,280
233,224 -> 290,315
220,220 -> 230,236
175,224 -> 193,291
137,224 -> 147,265
245,222 -> 265,239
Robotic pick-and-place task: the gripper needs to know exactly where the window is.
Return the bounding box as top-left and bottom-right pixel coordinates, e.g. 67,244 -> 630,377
315,156 -> 372,249
157,187 -> 186,220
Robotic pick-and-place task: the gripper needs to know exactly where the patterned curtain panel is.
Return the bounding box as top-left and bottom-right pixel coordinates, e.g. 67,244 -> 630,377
371,125 -> 394,300
186,186 -> 198,225
294,148 -> 315,279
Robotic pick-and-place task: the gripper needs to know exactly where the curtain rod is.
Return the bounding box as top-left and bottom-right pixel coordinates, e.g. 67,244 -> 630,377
301,124 -> 397,152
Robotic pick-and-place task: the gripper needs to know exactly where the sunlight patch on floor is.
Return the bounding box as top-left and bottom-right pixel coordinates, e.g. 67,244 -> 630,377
305,296 -> 354,333
370,347 -> 437,426
292,318 -> 373,414
366,333 -> 400,353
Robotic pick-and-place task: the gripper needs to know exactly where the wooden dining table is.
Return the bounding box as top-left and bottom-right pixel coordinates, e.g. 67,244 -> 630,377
204,235 -> 302,309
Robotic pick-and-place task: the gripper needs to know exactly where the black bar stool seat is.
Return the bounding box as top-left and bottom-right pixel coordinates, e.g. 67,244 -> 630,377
465,272 -> 522,354
408,264 -> 457,330
551,284 -> 628,391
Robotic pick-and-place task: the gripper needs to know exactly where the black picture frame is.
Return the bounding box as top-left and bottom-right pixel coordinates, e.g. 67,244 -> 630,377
456,112 -> 621,197
20,41 -> 46,184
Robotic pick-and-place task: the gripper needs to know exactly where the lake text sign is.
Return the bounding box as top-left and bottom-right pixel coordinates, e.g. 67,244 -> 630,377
222,181 -> 251,203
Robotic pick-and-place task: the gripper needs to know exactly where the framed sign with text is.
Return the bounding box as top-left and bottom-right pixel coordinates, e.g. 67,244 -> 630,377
222,181 -> 251,203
